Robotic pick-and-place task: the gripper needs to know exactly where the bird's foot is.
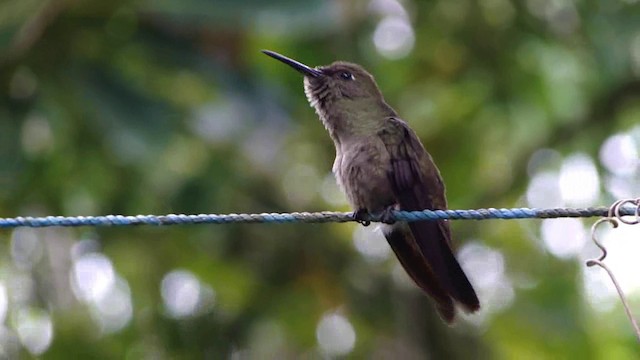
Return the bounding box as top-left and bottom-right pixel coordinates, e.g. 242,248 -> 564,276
353,209 -> 371,226
378,206 -> 397,224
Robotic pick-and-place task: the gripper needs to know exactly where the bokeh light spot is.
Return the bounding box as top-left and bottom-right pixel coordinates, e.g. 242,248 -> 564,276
373,17 -> 415,59
15,308 -> 53,356
281,164 -> 321,207
458,242 -> 514,323
369,0 -> 409,19
316,312 -> 356,356
191,97 -> 249,143
353,226 -> 391,262
599,133 -> 638,176
71,253 -> 116,302
526,171 -> 562,208
9,67 -> 38,100
558,153 -> 599,207
161,270 -> 215,319
320,174 -> 347,207
540,218 -> 587,259
10,228 -> 43,270
93,277 -> 133,334
21,115 -> 54,157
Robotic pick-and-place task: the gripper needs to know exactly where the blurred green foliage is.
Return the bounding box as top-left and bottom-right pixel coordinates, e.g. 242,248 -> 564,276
1,0 -> 640,358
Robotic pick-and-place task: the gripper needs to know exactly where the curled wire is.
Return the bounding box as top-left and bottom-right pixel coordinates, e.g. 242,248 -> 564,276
586,198 -> 640,342
612,198 -> 640,225
586,218 -> 617,264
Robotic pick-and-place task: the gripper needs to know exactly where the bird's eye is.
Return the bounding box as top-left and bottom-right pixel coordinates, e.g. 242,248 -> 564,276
339,71 -> 354,80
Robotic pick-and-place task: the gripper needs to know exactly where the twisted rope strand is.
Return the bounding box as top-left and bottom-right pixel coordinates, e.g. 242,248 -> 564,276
0,206 -> 634,229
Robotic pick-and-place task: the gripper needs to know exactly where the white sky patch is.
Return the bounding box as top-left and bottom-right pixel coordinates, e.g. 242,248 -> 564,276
526,171 -> 563,208
558,153 -> 600,207
599,133 -> 638,176
353,225 -> 391,262
458,242 -> 514,324
541,218 -> 588,259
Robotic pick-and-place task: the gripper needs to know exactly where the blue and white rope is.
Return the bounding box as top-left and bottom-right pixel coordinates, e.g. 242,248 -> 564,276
0,206 -> 633,229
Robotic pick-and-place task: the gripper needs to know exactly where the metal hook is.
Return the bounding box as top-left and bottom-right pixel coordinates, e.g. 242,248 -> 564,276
586,198 -> 640,343
613,198 -> 640,225
587,257 -> 640,342
586,217 -> 617,265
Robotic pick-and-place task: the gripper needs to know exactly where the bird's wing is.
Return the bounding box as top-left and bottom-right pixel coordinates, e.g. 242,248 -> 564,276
379,117 -> 479,312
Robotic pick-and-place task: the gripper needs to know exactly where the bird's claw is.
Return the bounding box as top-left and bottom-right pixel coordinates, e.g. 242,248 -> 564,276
379,207 -> 397,224
353,209 -> 371,226
354,208 -> 396,225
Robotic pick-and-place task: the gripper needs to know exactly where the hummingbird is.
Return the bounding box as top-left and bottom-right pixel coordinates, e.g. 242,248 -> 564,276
262,50 -> 480,322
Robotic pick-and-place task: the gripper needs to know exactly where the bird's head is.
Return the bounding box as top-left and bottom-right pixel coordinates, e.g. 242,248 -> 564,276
263,50 -> 394,139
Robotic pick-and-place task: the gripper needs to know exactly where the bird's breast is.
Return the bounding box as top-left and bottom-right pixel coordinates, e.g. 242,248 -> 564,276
333,138 -> 395,212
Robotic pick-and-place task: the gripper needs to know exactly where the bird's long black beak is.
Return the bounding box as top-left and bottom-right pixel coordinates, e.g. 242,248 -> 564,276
262,50 -> 323,78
